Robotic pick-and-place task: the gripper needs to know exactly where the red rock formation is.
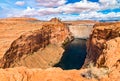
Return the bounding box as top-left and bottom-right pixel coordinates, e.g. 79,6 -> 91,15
96,37 -> 120,68
0,66 -> 98,81
49,18 -> 61,23
82,22 -> 120,81
1,18 -> 120,81
0,21 -> 72,68
0,17 -> 43,58
84,22 -> 120,67
96,37 -> 120,81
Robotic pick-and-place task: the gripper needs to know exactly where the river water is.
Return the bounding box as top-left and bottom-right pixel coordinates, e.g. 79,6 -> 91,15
54,38 -> 87,70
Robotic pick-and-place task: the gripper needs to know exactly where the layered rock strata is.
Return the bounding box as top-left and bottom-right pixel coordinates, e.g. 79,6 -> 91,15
0,21 -> 71,68
84,22 -> 120,70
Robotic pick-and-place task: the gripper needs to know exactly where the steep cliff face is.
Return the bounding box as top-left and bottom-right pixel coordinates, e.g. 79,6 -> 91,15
84,22 -> 120,69
0,21 -> 72,68
82,22 -> 120,81
0,18 -> 43,58
95,37 -> 120,80
96,37 -> 120,68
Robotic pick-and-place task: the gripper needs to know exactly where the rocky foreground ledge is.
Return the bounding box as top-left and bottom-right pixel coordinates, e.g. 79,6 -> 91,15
0,67 -> 93,81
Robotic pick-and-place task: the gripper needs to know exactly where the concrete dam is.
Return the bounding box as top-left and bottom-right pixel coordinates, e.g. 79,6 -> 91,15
68,24 -> 94,39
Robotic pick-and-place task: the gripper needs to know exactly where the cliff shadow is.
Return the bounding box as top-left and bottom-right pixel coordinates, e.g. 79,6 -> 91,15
54,38 -> 87,70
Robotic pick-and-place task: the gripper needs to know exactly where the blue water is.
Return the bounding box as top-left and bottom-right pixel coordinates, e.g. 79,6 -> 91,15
54,38 -> 87,70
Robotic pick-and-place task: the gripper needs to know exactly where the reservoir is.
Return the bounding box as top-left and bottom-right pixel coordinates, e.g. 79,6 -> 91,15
54,38 -> 87,70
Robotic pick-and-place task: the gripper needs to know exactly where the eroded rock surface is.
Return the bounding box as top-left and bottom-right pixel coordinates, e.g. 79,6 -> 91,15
96,37 -> 120,68
0,19 -> 71,68
0,67 -> 98,81
0,18 -> 42,58
84,22 -> 120,67
83,22 -> 120,81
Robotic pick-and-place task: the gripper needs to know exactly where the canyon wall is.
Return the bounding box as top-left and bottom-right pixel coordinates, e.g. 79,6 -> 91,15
0,20 -> 72,68
84,22 -> 120,70
0,18 -> 43,58
82,22 -> 120,81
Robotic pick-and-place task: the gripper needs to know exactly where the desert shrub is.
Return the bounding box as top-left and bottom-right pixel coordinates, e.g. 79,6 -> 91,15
62,36 -> 74,48
62,37 -> 70,47
81,62 -> 110,79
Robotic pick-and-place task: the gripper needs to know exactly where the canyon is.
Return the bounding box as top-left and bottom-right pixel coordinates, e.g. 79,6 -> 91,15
0,17 -> 120,81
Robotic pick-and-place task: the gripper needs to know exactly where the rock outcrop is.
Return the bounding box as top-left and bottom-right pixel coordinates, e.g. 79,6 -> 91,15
50,18 -> 62,22
96,37 -> 120,81
84,22 -> 120,69
0,17 -> 43,58
83,22 -> 120,81
0,66 -> 98,81
96,37 -> 120,69
85,22 -> 120,67
0,20 -> 71,68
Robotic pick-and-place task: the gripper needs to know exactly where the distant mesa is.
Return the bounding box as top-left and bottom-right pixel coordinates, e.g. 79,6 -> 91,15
50,18 -> 62,23
0,17 -> 38,21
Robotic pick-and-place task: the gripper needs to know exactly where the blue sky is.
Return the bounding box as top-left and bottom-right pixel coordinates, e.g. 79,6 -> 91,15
0,0 -> 120,21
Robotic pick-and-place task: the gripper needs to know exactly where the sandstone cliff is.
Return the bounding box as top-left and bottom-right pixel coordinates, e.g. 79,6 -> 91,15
84,22 -> 120,68
0,18 -> 43,58
0,19 -> 72,69
82,22 -> 120,81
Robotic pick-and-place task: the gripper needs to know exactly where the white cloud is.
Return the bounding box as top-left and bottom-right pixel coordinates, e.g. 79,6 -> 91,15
58,1 -> 100,14
99,0 -> 117,5
34,11 -> 120,21
99,0 -> 120,9
15,1 -> 25,6
35,0 -> 66,7
79,11 -> 120,20
33,1 -> 100,16
34,0 -> 119,15
35,14 -> 82,21
7,7 -> 37,17
38,8 -> 61,16
4,0 -> 120,21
